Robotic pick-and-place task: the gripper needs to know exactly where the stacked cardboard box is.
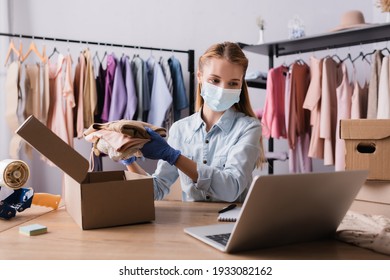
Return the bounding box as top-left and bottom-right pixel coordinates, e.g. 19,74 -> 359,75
340,119 -> 390,217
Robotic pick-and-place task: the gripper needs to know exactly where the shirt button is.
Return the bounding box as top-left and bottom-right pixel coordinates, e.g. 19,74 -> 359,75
205,139 -> 209,144
203,160 -> 207,164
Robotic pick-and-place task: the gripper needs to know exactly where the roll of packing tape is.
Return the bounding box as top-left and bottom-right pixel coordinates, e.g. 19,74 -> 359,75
0,159 -> 30,190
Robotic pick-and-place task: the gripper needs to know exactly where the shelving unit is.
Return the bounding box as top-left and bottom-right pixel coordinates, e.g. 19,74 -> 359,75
240,23 -> 390,174
245,76 -> 267,89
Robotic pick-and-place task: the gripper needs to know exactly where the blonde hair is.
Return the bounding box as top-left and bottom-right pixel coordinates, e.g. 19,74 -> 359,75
196,42 -> 266,168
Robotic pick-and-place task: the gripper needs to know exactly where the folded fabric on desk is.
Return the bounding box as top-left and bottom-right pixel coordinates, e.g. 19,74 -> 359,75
335,211 -> 390,255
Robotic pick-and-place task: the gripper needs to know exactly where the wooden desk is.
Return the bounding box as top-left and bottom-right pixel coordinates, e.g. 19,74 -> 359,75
0,205 -> 52,233
0,201 -> 389,260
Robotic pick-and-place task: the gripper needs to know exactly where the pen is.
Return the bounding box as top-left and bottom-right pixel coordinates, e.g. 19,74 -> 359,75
218,203 -> 236,214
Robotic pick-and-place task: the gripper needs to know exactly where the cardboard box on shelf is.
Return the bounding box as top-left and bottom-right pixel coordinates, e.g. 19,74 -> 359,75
351,180 -> 390,217
16,115 -> 155,230
340,119 -> 390,181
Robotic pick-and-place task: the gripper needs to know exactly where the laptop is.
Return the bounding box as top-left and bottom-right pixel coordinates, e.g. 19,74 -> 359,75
184,170 -> 368,253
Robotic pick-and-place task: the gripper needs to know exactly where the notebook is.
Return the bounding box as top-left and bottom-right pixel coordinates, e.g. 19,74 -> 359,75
184,170 -> 368,253
19,224 -> 47,236
218,207 -> 241,222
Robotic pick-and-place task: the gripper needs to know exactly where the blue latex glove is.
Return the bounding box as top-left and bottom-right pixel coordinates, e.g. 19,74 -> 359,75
121,156 -> 136,166
140,127 -> 181,165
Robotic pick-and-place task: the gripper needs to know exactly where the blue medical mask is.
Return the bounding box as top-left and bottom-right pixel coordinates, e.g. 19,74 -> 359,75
200,82 -> 241,112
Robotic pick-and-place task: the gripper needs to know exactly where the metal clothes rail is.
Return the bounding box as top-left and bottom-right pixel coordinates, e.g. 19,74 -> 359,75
0,32 -> 196,114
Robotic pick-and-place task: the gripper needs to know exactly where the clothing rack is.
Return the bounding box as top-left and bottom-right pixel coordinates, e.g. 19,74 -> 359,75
0,32 -> 196,115
240,23 -> 390,174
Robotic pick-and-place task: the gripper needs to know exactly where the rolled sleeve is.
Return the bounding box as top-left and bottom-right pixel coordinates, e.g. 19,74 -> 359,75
151,123 -> 181,200
152,160 -> 179,200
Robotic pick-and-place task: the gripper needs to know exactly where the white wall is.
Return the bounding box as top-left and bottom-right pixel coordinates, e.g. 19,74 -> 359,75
0,0 -> 381,194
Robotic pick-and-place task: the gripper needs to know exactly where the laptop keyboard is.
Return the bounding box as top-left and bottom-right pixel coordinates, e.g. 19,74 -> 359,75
206,233 -> 231,246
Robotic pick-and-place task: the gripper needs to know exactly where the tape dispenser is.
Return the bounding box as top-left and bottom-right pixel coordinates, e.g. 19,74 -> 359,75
0,159 -> 61,220
0,159 -> 30,190
0,159 -> 33,219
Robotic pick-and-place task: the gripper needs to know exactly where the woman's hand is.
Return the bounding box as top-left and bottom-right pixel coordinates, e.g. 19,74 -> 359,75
140,127 -> 181,165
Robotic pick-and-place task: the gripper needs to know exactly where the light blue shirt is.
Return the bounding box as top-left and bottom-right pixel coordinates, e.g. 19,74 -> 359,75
152,107 -> 262,202
147,56 -> 173,126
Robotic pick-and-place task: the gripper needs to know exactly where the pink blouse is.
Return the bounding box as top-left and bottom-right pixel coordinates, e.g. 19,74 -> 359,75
261,65 -> 288,139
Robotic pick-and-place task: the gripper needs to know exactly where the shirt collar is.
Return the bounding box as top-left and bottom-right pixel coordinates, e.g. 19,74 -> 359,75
216,107 -> 236,134
192,107 -> 236,134
193,109 -> 204,132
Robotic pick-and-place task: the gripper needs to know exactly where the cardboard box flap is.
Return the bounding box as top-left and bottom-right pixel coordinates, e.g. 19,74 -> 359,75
340,119 -> 390,140
16,115 -> 89,183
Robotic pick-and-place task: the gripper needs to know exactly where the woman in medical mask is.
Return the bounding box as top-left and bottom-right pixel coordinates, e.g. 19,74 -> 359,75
123,42 -> 265,202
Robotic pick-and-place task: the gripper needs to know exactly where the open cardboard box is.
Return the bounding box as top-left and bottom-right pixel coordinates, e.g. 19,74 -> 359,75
16,115 -> 155,230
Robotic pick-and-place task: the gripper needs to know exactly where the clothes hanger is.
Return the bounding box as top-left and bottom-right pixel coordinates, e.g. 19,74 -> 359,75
48,46 -> 60,59
66,44 -> 73,64
159,49 -> 167,65
362,49 -> 377,60
287,59 -> 305,68
41,38 -> 48,63
331,53 -> 342,63
352,51 -> 364,63
287,52 -> 307,67
323,48 -> 342,63
281,57 -> 289,68
330,49 -> 343,63
121,45 -> 127,58
170,49 -> 175,59
93,50 -> 101,64
380,46 -> 390,55
4,39 -> 22,66
356,47 -> 372,65
351,51 -> 371,66
132,46 -> 140,59
93,42 -> 102,63
362,55 -> 371,65
341,53 -> 353,64
22,40 -> 46,63
293,58 -> 306,66
93,50 -> 107,65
